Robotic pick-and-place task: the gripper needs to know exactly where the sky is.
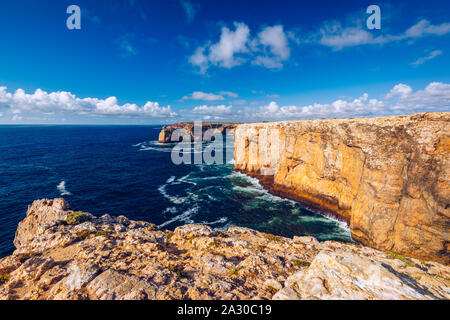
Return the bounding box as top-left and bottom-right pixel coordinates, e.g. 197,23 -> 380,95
0,0 -> 449,124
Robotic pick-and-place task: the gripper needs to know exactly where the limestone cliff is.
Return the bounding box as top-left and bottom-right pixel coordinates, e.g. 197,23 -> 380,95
158,122 -> 237,143
0,199 -> 449,300
234,112 -> 450,264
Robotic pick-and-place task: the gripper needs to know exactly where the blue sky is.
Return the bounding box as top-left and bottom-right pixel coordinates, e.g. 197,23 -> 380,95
0,0 -> 449,124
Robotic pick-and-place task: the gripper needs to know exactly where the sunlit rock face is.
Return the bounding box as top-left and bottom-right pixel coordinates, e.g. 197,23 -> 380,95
234,112 -> 450,264
158,122 -> 238,143
0,199 -> 448,300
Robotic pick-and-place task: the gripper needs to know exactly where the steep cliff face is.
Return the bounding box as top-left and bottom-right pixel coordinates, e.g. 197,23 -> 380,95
234,113 -> 450,264
1,199 -> 449,300
158,123 -> 237,143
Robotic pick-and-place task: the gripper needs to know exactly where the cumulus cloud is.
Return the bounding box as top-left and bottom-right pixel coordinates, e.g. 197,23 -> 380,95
187,82 -> 450,121
411,50 -> 443,66
189,22 -> 294,73
182,91 -> 225,101
0,86 -> 177,119
385,84 -> 413,99
388,82 -> 450,112
208,22 -> 250,69
255,82 -> 450,119
252,25 -> 290,69
189,47 -> 209,74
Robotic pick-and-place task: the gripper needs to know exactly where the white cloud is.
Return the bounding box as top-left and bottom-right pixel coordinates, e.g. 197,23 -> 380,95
233,99 -> 247,105
253,83 -> 450,119
253,25 -> 290,69
190,22 -> 294,73
192,105 -> 233,115
388,82 -> 450,112
182,91 -> 225,101
0,86 -> 177,118
189,47 -> 209,74
188,82 -> 450,121
403,19 -> 450,38
411,50 -> 443,66
385,84 -> 413,99
219,91 -> 239,98
317,19 -> 450,50
208,22 -> 250,69
318,21 -> 385,50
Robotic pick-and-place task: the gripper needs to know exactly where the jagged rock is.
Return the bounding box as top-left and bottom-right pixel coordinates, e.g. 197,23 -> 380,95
274,251 -> 450,300
234,112 -> 450,264
0,199 -> 448,300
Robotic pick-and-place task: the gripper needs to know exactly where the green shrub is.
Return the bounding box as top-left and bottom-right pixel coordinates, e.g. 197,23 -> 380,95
263,233 -> 280,242
228,266 -> 245,277
0,272 -> 9,285
387,252 -> 417,268
66,211 -> 90,225
93,230 -> 112,237
75,230 -> 92,241
292,259 -> 311,268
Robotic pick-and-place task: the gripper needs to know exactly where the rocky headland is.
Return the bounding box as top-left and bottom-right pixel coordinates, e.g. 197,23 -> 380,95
158,122 -> 237,143
234,112 -> 450,264
1,112 -> 449,300
0,199 -> 449,300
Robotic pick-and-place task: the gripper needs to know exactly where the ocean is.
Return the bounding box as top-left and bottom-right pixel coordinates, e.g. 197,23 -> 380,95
0,125 -> 351,258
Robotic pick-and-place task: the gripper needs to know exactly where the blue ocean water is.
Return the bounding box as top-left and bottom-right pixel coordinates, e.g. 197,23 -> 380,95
0,126 -> 351,258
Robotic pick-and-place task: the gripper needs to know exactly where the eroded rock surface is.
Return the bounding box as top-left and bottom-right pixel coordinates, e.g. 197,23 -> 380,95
234,113 -> 450,264
158,122 -> 237,143
0,199 -> 449,300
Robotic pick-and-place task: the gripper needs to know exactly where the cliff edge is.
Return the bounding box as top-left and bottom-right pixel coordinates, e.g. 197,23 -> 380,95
234,112 -> 450,264
0,199 -> 449,300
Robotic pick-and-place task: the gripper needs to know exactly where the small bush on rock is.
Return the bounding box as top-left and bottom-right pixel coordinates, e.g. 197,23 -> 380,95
66,211 -> 90,225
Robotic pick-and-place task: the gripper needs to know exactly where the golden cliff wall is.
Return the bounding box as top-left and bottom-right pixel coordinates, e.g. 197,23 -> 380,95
234,113 -> 450,264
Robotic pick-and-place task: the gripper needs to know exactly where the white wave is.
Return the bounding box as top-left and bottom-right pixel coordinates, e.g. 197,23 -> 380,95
231,171 -> 351,236
215,221 -> 236,232
138,146 -> 173,153
178,173 -> 197,186
57,181 -> 72,196
158,184 -> 187,204
163,206 -> 178,215
200,217 -> 228,226
166,176 -> 176,183
158,206 -> 197,228
133,140 -> 178,152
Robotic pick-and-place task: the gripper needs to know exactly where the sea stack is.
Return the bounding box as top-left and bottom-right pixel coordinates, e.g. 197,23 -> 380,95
158,123 -> 238,143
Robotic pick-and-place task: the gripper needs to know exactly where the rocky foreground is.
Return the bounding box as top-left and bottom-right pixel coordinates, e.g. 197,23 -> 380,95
0,199 -> 449,300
